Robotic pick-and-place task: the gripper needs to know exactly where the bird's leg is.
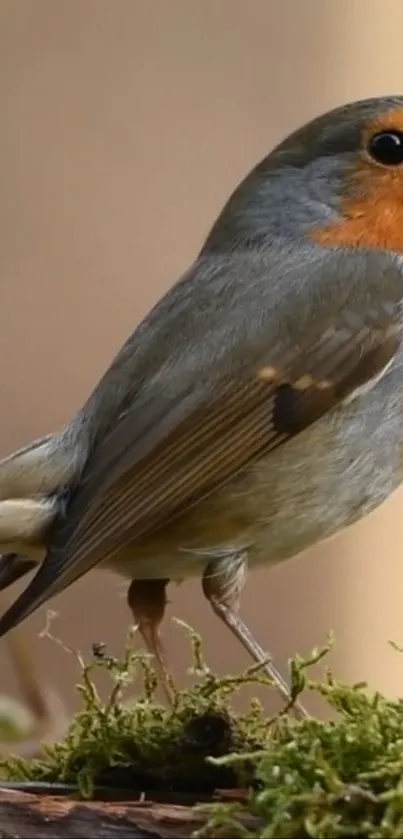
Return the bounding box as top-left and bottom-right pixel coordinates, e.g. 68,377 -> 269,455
202,554 -> 309,719
127,578 -> 172,703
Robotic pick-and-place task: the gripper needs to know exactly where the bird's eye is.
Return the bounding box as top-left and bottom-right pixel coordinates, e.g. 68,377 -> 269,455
367,130 -> 403,166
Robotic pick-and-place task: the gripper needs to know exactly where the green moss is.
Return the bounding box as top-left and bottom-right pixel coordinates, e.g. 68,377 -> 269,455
0,619 -> 275,799
199,642 -> 403,838
2,623 -> 403,837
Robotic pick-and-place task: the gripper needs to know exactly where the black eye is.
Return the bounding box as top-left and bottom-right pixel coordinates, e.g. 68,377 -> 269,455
367,130 -> 403,166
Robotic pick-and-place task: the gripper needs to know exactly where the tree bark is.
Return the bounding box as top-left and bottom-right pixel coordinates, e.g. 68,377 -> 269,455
0,787 -> 258,838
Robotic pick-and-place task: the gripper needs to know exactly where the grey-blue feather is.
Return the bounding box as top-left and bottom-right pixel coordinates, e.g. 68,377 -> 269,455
1,95 -> 403,638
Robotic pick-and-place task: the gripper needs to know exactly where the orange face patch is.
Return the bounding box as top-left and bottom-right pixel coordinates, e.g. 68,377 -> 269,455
311,106 -> 403,253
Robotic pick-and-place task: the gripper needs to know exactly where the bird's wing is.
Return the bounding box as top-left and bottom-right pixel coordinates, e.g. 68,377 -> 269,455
0,249 -> 401,635
0,555 -> 37,592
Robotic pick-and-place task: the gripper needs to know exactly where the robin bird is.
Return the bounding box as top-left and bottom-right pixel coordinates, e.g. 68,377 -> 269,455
0,94 -> 403,716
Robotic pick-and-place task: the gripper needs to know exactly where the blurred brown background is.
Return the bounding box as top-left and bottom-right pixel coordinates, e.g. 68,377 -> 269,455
1,0 -> 403,720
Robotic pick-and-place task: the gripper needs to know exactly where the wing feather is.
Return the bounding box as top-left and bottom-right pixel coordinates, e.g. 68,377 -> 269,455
0,252 -> 401,636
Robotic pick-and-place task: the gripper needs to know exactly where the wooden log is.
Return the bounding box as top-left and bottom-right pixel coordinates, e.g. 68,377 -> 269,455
0,787 -> 258,838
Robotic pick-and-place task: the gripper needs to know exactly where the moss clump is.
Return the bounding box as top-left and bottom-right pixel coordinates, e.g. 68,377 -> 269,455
0,618 -> 275,799
2,622 -> 403,837
200,643 -> 403,838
